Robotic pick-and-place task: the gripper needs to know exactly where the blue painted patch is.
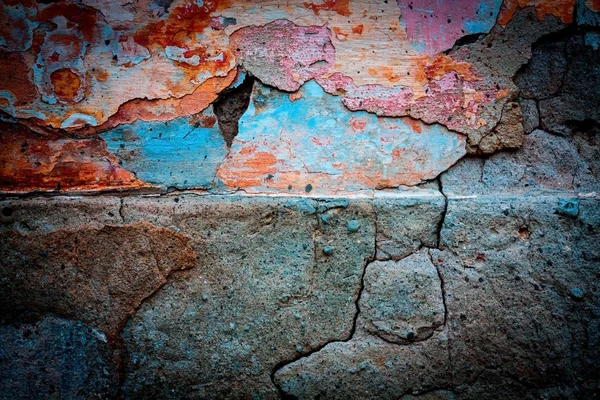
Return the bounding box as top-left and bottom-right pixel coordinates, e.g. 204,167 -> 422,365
463,0 -> 503,34
222,80 -> 466,193
102,107 -> 228,189
577,0 -> 600,26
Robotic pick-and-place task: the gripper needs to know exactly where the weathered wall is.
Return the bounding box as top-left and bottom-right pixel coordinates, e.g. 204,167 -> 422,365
1,0 -> 599,398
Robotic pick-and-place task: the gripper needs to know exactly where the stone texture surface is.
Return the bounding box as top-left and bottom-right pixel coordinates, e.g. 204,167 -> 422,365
120,195 -> 375,399
0,317 -> 119,400
0,196 -> 122,231
360,249 -> 445,344
373,191 -> 445,260
477,102 -> 525,154
274,331 -> 452,400
436,195 -> 600,396
515,28 -> 600,136
441,129 -> 600,196
519,98 -> 540,134
274,195 -> 600,399
0,193 -> 597,398
0,218 -> 197,336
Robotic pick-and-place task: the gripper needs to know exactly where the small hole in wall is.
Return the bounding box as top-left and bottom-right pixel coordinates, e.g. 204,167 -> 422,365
2,207 -> 13,217
518,227 -> 530,240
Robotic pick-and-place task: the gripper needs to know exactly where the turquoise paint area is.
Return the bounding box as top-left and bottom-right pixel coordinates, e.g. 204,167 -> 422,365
225,80 -> 466,193
577,0 -> 600,26
585,32 -> 600,50
102,107 -> 228,189
463,0 -> 503,35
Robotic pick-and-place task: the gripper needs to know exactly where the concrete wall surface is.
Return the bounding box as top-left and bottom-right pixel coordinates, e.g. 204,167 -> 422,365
1,0 -> 599,398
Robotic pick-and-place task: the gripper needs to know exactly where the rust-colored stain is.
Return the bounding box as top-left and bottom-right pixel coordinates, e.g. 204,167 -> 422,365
303,0 -> 352,17
0,222 -> 197,336
50,69 -> 81,103
0,122 -> 148,192
0,52 -> 37,106
498,0 -> 575,25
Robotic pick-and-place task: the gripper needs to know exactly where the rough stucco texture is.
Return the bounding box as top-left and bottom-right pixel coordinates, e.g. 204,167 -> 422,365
1,0 -> 600,399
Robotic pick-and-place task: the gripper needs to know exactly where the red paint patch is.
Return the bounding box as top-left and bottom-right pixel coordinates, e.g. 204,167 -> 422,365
352,24 -> 364,35
0,123 -> 148,193
0,52 -> 37,106
350,117 -> 367,131
36,3 -> 98,42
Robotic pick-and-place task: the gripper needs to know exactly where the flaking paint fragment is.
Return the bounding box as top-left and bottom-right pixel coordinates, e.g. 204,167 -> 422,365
217,81 -> 466,194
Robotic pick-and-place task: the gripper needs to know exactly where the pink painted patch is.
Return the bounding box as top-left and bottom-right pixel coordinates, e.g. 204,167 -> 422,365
398,0 -> 500,54
230,19 -> 335,92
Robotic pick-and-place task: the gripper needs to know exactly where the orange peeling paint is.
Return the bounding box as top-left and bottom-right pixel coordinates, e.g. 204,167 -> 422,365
79,70 -> 235,135
134,0 -> 232,49
0,123 -> 148,193
380,66 -> 402,84
496,88 -> 510,100
289,91 -> 303,102
406,118 -> 423,134
422,55 -> 480,82
303,0 -> 351,17
498,0 -> 574,26
352,24 -> 364,35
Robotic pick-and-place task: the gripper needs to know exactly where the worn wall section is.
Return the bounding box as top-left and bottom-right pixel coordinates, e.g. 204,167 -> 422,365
3,0 -> 585,193
0,0 -> 599,399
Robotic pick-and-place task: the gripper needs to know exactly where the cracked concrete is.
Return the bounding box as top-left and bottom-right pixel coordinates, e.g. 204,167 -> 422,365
0,2 -> 599,399
0,190 -> 598,399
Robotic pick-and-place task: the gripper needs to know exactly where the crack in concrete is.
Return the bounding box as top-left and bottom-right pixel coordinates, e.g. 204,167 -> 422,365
437,179 -> 449,249
270,194 -> 453,397
269,202 -> 377,398
118,197 -> 125,224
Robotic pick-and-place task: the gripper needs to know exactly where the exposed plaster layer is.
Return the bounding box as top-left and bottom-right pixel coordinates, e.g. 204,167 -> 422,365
0,221 -> 197,337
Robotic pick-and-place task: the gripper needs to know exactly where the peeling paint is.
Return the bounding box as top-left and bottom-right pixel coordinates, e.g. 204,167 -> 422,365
0,122 -> 148,193
102,106 -> 227,190
0,0 -> 594,194
217,81 -> 466,194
